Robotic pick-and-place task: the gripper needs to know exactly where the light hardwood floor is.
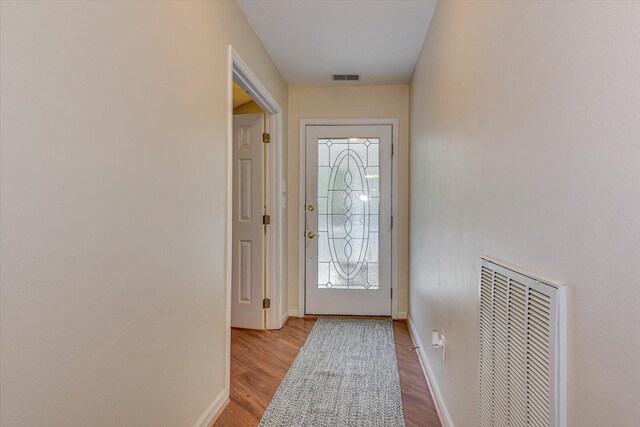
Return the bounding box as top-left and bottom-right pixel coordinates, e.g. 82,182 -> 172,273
213,318 -> 441,427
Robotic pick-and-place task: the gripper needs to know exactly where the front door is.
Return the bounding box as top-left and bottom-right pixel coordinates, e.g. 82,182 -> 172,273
232,113 -> 264,329
305,124 -> 392,316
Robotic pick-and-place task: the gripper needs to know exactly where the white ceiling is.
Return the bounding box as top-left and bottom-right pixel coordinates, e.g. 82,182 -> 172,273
236,0 -> 437,85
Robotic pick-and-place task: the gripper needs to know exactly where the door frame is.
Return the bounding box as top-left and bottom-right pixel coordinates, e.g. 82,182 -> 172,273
297,119 -> 400,319
226,45 -> 285,389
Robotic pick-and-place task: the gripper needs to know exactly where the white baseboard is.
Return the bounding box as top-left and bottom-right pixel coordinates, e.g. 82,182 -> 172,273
406,315 -> 454,427
397,311 -> 408,320
288,309 -> 299,317
193,387 -> 229,427
280,309 -> 289,327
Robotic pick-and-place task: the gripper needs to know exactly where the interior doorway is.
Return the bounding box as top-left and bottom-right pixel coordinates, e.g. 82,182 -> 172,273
226,47 -> 285,334
231,89 -> 266,329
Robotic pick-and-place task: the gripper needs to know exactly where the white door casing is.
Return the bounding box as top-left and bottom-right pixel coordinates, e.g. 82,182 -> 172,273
304,125 -> 392,316
232,113 -> 264,329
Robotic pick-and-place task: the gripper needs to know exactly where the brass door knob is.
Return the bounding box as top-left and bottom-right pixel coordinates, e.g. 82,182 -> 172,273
307,231 -> 318,239
307,204 -> 315,212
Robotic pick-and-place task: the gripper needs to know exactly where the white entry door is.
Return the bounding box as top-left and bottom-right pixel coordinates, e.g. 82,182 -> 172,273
232,113 -> 264,329
305,125 -> 392,316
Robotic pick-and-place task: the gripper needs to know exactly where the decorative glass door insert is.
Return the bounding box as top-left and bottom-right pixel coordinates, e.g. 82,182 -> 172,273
305,125 -> 392,316
317,137 -> 379,290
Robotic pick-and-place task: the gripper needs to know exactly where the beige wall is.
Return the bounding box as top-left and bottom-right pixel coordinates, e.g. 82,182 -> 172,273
409,1 -> 640,426
233,100 -> 266,116
0,1 -> 287,426
287,85 -> 410,315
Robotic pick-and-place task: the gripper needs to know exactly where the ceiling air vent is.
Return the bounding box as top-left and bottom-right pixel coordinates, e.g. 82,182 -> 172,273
332,74 -> 360,81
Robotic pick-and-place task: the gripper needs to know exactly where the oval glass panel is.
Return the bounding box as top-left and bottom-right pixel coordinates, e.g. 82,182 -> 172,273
327,149 -> 370,281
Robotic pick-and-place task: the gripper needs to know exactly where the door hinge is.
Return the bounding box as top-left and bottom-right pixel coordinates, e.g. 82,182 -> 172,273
391,288 -> 393,300
391,144 -> 394,156
263,132 -> 271,144
391,215 -> 393,229
263,298 -> 271,309
263,214 -> 271,225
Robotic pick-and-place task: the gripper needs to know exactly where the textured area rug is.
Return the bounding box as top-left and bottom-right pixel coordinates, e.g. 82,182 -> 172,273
258,318 -> 405,427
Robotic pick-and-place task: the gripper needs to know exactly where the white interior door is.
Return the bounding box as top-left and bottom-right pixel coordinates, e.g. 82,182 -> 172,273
232,113 -> 264,329
305,125 -> 392,316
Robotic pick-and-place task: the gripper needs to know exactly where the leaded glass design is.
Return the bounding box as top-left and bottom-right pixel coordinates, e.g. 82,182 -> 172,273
317,138 -> 379,290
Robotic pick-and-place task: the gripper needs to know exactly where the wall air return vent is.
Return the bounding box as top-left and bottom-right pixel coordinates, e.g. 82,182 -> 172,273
331,74 -> 360,81
479,255 -> 566,427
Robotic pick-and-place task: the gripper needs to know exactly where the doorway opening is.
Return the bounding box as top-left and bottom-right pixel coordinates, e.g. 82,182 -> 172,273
231,83 -> 267,329
225,46 -> 285,388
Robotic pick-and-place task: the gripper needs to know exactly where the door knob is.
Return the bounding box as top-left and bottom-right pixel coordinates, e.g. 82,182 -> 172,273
307,204 -> 315,212
307,231 -> 318,239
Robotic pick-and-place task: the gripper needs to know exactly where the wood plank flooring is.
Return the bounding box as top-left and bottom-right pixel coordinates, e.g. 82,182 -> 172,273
392,321 -> 441,427
213,318 -> 441,427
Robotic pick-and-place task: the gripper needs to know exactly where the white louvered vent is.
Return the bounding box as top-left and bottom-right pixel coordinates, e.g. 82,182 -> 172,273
479,256 -> 566,427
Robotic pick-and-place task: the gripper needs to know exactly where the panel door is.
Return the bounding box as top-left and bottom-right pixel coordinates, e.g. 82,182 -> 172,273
232,113 -> 264,329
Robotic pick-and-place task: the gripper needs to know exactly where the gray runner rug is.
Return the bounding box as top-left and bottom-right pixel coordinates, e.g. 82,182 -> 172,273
258,318 -> 406,427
